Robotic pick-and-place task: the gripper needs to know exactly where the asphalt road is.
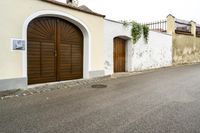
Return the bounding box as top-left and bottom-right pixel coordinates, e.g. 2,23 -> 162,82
1,64 -> 200,133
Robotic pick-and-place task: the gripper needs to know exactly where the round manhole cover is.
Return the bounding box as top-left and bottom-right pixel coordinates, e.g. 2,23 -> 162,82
91,84 -> 107,88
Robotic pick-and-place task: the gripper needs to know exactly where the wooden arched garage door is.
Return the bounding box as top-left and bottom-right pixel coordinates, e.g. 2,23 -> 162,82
114,37 -> 126,72
27,17 -> 83,84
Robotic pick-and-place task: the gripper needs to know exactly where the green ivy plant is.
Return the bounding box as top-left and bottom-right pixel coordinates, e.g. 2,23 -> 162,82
142,24 -> 149,43
122,20 -> 149,44
131,21 -> 142,44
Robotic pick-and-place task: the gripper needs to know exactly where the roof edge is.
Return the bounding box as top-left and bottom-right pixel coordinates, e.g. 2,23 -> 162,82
41,0 -> 106,18
105,19 -> 124,24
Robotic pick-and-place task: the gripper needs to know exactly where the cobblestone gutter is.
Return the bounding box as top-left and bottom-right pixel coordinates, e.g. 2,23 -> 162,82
1,64 -> 190,100
0,76 -> 111,100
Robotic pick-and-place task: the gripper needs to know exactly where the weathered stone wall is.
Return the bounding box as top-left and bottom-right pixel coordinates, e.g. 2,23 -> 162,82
173,34 -> 200,64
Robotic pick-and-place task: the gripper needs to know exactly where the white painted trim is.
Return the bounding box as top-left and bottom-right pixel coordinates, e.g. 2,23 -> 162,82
22,10 -> 91,82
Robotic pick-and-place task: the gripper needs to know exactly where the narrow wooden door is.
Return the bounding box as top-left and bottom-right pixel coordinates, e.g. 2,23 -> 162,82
27,17 -> 83,84
27,17 -> 57,84
114,37 -> 126,72
57,19 -> 83,81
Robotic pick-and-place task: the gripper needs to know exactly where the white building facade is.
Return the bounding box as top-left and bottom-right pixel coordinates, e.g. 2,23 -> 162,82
104,19 -> 172,75
0,0 -> 173,91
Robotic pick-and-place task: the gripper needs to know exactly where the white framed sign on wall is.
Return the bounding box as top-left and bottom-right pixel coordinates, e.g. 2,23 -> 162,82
11,38 -> 26,51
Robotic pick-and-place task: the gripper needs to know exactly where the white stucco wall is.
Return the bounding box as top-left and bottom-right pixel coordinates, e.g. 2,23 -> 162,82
0,0 -> 105,80
104,19 -> 173,75
104,19 -> 132,75
130,31 -> 172,71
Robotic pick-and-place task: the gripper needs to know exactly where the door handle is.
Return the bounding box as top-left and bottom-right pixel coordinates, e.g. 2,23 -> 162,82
54,50 -> 57,57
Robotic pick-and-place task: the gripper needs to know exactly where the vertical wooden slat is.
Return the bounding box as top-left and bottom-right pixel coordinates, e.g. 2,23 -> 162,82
58,18 -> 83,80
56,19 -> 60,81
27,17 -> 57,84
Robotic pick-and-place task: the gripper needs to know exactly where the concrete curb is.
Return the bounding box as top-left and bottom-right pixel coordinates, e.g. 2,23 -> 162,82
1,62 -> 200,100
0,76 -> 112,100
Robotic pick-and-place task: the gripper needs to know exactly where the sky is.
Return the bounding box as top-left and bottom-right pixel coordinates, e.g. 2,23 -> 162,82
57,0 -> 199,23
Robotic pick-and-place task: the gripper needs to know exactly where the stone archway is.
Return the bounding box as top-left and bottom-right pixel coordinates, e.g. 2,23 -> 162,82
27,17 -> 83,84
22,10 -> 91,85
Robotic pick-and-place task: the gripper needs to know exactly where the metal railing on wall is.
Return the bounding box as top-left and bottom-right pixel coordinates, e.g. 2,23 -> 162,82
196,26 -> 200,37
142,15 -> 200,37
175,19 -> 192,35
143,20 -> 167,32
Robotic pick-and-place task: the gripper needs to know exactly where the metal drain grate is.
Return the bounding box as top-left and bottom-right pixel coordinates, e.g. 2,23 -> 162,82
91,84 -> 107,88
